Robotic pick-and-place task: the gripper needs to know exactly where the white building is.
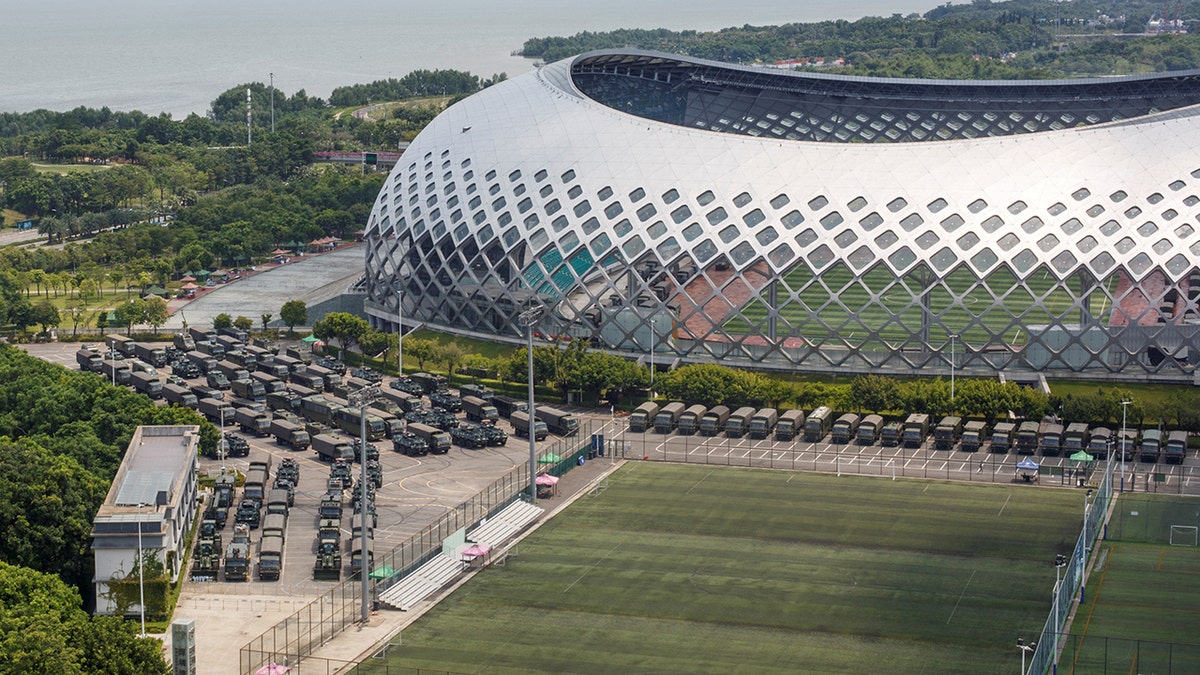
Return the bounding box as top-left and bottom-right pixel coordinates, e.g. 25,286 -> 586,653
363,49 -> 1200,380
92,425 -> 200,616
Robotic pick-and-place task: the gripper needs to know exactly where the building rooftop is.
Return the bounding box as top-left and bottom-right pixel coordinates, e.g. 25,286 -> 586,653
99,426 -> 200,515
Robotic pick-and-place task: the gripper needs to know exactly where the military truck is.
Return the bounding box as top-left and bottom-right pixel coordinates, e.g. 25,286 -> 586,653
190,540 -> 221,580
991,422 -> 1017,454
1039,421 -> 1065,456
99,359 -> 133,384
224,433 -> 250,458
831,413 -> 861,445
256,535 -> 284,581
677,404 -> 708,436
1087,427 -> 1112,459
410,372 -> 447,394
1165,430 -> 1187,464
775,409 -> 806,442
409,422 -> 451,454
803,406 -> 834,442
749,408 -> 780,440
76,348 -> 103,372
857,414 -> 884,446
629,402 -> 660,433
511,410 -> 548,441
1016,421 -> 1041,455
197,397 -> 234,426
130,371 -> 164,399
223,524 -> 252,581
726,406 -> 757,438
235,406 -> 270,436
537,407 -> 579,436
655,402 -> 687,434
231,378 -> 267,402
880,421 -> 904,447
1139,429 -> 1162,462
491,395 -> 527,419
267,489 -> 291,518
162,383 -> 198,408
933,416 -> 964,451
313,433 -> 355,462
313,539 -> 342,581
1063,423 -> 1089,455
960,421 -> 988,452
902,414 -> 931,449
271,419 -> 311,451
699,405 -> 731,436
462,395 -> 499,423
132,342 -> 168,367
261,513 -> 287,542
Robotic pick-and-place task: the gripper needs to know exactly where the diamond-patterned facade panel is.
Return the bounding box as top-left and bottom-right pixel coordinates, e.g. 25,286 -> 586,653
362,49 -> 1200,377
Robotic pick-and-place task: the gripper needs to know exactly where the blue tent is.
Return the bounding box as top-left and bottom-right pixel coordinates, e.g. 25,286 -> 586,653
1016,457 -> 1040,471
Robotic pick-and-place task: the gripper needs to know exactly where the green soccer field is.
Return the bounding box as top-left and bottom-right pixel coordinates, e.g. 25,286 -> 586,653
364,464 -> 1085,674
1058,494 -> 1200,674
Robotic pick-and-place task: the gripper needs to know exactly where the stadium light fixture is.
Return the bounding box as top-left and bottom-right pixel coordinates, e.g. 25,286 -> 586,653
1016,637 -> 1036,675
519,306 -> 543,504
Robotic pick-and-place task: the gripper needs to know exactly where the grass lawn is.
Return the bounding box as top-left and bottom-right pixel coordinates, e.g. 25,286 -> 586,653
31,162 -> 112,174
1061,541 -> 1200,673
367,464 -> 1084,674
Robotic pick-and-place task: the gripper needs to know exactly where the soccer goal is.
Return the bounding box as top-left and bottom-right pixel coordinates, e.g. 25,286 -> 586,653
1170,525 -> 1198,546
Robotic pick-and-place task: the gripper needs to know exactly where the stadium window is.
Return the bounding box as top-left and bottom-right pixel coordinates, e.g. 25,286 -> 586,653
552,215 -> 569,232
509,169 -> 521,182
967,199 -> 988,214
1086,204 -> 1105,218
997,233 -> 1020,251
874,230 -> 899,248
1110,190 -> 1127,202
927,198 -> 948,213
598,186 -> 614,200
517,197 -> 532,214
1037,234 -> 1059,251
1147,192 -> 1164,205
535,169 -> 548,182
1061,218 -> 1082,235
574,200 -> 592,217
915,231 -> 939,250
636,203 -> 657,222
900,213 -> 924,231
734,192 -> 753,208
768,244 -> 795,267
770,193 -> 791,210
671,205 -> 692,224
1137,221 -> 1159,237
819,211 -> 843,230
529,229 -> 549,250
1047,202 -> 1066,216
1100,220 -> 1121,236
857,212 -> 882,231
887,197 -> 907,213
461,158 -> 471,169
478,225 -> 494,243
623,235 -> 645,256
697,190 -> 716,206
561,169 -> 576,183
657,237 -> 680,259
514,184 -> 526,196
1174,224 -> 1194,239
956,232 -> 980,250
614,219 -> 633,238
941,214 -> 965,232
744,209 -> 766,228
970,248 -> 998,271
582,216 -> 600,234
545,199 -> 561,216
730,241 -> 756,265
503,227 -> 520,247
1021,216 -> 1044,233
568,185 -> 583,199
1072,188 -> 1091,201
604,202 -> 624,219
485,169 -> 497,181
808,195 -> 829,211
489,183 -> 501,196
1124,206 -> 1142,218
719,225 -> 740,243
706,207 -> 728,226
662,188 -> 680,204
1007,201 -> 1027,215
497,212 -> 512,227
1169,180 -> 1186,191
524,214 -> 540,229
981,215 -> 1004,233
796,228 -> 819,248
539,184 -> 553,198
492,197 -> 506,211
682,223 -> 703,241
756,227 -> 780,247
630,187 -> 646,202
1077,236 -> 1098,252
781,210 -> 805,229
848,196 -> 868,212
694,239 -> 717,262
647,221 -> 667,240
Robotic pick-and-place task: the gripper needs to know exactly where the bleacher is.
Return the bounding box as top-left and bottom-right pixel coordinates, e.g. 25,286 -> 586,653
376,553 -> 464,611
467,500 -> 543,547
376,500 -> 544,612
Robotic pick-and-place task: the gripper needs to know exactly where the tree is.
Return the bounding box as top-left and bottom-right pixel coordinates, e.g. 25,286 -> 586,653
359,329 -> 390,362
437,341 -> 467,376
143,297 -> 169,333
114,298 -> 147,334
405,338 -> 436,372
321,311 -> 369,359
848,375 -> 900,414
260,312 -> 273,332
32,298 -> 61,333
279,300 -> 307,334
212,313 -> 233,331
233,315 -> 253,332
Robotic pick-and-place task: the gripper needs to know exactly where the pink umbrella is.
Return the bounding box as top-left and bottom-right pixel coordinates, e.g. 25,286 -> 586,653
461,543 -> 492,559
253,664 -> 291,675
535,473 -> 559,486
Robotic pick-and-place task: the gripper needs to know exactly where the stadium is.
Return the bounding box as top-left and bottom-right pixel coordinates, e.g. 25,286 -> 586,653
362,49 -> 1200,379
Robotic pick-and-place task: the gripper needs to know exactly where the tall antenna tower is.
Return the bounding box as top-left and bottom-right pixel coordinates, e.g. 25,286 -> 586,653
246,88 -> 252,145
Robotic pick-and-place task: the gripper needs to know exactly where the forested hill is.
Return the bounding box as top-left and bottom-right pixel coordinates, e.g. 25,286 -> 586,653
521,0 -> 1200,78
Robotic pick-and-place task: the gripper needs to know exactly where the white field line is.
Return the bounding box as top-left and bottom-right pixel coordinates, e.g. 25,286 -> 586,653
946,569 -> 978,624
997,493 -> 1013,517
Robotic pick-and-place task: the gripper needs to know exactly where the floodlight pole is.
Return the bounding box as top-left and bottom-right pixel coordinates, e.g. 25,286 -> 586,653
519,307 -> 543,504
648,318 -> 655,400
1017,638 -> 1036,675
396,285 -> 403,376
1054,554 -> 1067,674
137,502 -> 147,637
350,384 -> 380,625
949,334 -> 958,404
1119,400 -> 1131,492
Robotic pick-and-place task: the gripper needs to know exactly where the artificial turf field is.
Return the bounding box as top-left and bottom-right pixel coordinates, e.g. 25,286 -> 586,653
366,463 -> 1086,674
1058,494 -> 1200,674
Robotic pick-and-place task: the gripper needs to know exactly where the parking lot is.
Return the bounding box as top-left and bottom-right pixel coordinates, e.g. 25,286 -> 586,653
611,427 -> 1200,494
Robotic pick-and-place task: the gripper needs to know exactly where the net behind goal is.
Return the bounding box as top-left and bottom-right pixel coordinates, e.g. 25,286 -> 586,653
1170,525 -> 1198,546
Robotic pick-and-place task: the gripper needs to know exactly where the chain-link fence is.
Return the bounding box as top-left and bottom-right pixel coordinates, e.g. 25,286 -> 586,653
240,423 -> 592,675
1056,632 -> 1200,674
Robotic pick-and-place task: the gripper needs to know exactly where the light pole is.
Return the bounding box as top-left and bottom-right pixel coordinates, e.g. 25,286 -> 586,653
1017,637 -> 1036,675
1054,553 -> 1067,673
648,318 -> 655,400
137,502 -> 148,637
949,334 -> 958,404
349,384 -> 380,625
395,285 -> 404,377
519,306 -> 543,504
1119,399 -> 1131,492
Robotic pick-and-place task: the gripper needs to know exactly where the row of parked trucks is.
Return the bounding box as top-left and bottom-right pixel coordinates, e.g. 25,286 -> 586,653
627,402 -> 1190,463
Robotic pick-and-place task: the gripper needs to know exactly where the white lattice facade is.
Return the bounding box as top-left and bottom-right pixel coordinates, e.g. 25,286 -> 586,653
363,50 -> 1200,378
